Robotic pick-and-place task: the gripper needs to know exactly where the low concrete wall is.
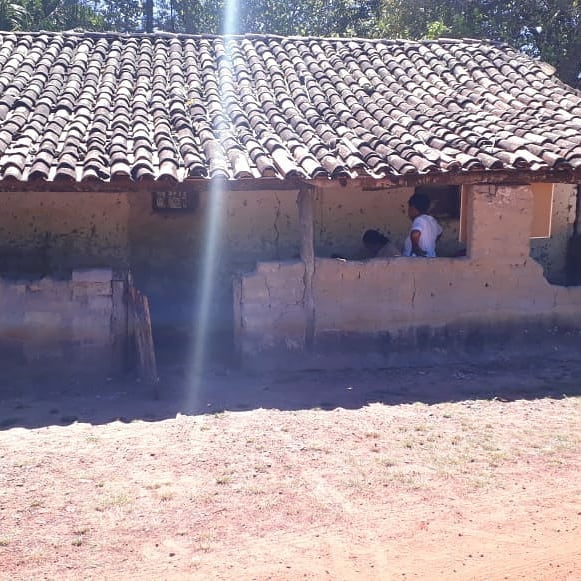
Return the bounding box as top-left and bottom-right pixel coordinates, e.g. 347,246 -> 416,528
0,268 -> 127,377
235,183 -> 581,367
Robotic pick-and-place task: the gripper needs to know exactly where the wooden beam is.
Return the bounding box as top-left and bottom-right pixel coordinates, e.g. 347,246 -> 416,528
0,176 -> 304,194
0,168 -> 577,194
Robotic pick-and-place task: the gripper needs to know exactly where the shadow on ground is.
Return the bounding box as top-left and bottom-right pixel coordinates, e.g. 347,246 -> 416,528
1,353 -> 580,430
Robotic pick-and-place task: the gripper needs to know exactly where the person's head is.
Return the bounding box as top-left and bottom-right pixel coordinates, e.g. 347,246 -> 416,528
408,193 -> 431,219
362,229 -> 389,256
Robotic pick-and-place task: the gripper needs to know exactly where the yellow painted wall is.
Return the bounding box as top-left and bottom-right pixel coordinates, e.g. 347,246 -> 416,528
0,191 -> 129,276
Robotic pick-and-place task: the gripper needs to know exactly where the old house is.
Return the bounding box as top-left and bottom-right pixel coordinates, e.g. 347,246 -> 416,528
0,31 -> 579,373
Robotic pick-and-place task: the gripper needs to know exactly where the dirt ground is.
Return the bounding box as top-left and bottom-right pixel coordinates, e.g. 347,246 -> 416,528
1,355 -> 580,580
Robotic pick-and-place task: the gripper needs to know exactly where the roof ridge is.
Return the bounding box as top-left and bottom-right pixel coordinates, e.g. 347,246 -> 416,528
0,29 -> 507,48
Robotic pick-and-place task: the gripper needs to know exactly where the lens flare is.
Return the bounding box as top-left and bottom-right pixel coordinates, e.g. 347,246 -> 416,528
186,1 -> 239,407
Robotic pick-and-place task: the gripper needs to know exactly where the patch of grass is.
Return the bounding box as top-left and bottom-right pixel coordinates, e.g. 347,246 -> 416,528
195,531 -> 215,553
73,527 -> 90,536
388,469 -> 426,490
346,476 -> 368,490
96,492 -> 132,511
377,456 -> 397,468
244,485 -> 267,496
302,444 -> 330,453
365,431 -> 381,439
425,434 -> 443,443
86,435 -> 100,443
144,481 -> 172,491
253,462 -> 270,474
13,459 -> 35,469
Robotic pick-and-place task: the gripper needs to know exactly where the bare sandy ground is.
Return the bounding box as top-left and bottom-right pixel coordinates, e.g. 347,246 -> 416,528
1,356 -> 580,580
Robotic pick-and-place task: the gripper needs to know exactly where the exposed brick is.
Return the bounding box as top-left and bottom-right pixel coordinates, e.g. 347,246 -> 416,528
72,268 -> 114,284
72,282 -> 112,299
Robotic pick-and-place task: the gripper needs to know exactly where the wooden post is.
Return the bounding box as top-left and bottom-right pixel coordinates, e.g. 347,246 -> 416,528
298,183 -> 316,348
127,272 -> 159,387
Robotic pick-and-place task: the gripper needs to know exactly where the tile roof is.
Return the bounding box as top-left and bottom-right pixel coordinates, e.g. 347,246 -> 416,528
0,31 -> 579,183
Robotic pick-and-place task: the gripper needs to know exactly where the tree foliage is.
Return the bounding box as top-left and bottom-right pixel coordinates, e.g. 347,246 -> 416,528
376,0 -> 580,87
0,0 -> 577,87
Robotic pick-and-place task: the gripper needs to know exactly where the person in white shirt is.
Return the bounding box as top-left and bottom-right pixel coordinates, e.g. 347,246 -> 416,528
402,193 -> 443,258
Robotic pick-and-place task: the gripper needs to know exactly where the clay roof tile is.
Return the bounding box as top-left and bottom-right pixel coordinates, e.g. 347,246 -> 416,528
0,31 -> 576,183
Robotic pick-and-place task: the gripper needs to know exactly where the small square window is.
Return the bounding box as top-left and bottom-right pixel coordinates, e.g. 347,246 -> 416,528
152,190 -> 197,212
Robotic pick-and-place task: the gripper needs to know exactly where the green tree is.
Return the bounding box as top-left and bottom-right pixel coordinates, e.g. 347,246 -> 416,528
102,0 -> 140,31
0,0 -> 29,29
377,0 -> 580,87
15,0 -> 103,30
155,0 -> 382,36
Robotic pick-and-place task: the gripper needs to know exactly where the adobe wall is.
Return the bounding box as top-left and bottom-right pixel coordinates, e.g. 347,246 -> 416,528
0,181 -> 574,359
0,269 -> 127,376
127,186 -> 300,346
0,183 -> 570,281
0,191 -> 129,276
235,184 -> 581,365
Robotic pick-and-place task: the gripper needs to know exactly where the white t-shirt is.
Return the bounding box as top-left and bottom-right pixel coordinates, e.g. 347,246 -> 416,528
403,214 -> 443,258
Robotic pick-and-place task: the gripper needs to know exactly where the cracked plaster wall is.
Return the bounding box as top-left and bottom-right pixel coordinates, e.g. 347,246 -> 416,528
224,188 -> 300,268
1,182 -> 575,353
128,187 -> 301,343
